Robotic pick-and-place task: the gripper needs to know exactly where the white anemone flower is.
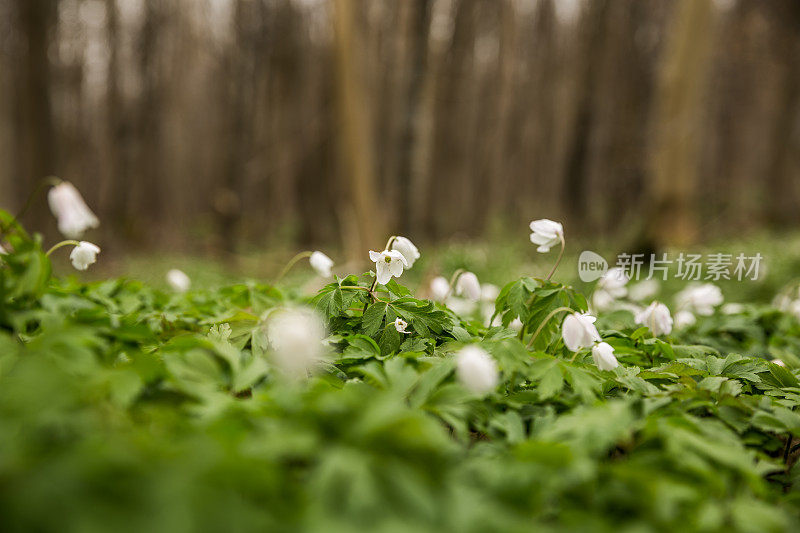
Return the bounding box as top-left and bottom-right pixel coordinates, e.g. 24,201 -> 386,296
394,317 -> 410,334
69,241 -> 100,271
676,283 -> 723,316
429,276 -> 450,302
674,310 -> 696,329
455,272 -> 481,302
591,289 -> 616,312
597,267 -> 629,298
309,251 -> 334,278
722,303 -> 744,315
480,283 -> 500,302
446,297 -> 478,317
562,312 -> 601,352
267,308 -> 327,379
455,345 -> 499,395
529,219 -> 564,253
509,317 -> 524,332
369,249 -> 408,285
166,269 -> 191,293
391,236 -> 420,268
635,301 -> 673,336
628,279 -> 660,302
592,342 -> 619,371
48,181 -> 100,238
772,359 -> 787,368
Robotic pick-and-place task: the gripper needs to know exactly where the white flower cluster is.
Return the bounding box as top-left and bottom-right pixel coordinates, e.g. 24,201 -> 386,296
44,180 -> 102,272
561,312 -> 618,371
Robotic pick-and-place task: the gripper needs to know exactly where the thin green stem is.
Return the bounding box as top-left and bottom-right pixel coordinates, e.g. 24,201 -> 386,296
275,251 -> 313,283
445,268 -> 466,300
545,235 -> 566,281
0,176 -> 62,238
526,305 -> 574,349
46,240 -> 80,257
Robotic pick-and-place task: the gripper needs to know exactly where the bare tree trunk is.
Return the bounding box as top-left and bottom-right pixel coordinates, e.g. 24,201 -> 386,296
13,0 -> 56,229
645,0 -> 715,249
396,0 -> 432,236
332,0 -> 383,258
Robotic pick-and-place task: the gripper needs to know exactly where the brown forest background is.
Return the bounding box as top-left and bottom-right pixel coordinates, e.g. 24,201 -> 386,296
2,0 -> 799,259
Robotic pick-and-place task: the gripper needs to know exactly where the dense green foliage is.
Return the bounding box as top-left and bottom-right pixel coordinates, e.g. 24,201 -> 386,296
2,222 -> 800,532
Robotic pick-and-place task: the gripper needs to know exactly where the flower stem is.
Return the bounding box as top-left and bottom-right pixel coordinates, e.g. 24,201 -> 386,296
546,235 -> 566,281
0,176 -> 62,239
445,268 -> 466,300
275,251 -> 313,283
46,240 -> 80,257
526,305 -> 574,349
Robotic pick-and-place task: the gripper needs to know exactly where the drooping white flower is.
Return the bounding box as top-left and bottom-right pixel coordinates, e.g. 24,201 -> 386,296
429,276 -> 450,302
166,269 -> 191,292
48,181 -> 100,238
369,249 -> 408,285
454,345 -> 499,395
309,251 -> 334,278
674,310 -> 696,329
509,317 -> 523,332
529,219 -> 564,253
722,303 -> 744,315
634,301 -> 673,336
267,308 -> 327,379
446,297 -> 478,317
597,267 -> 629,298
69,241 -> 100,271
455,272 -> 481,302
394,317 -> 410,334
772,359 -> 787,368
592,342 -> 619,371
675,283 -> 723,316
591,289 -> 616,312
562,312 -> 601,352
628,279 -> 660,302
480,284 -> 500,302
391,236 -> 420,268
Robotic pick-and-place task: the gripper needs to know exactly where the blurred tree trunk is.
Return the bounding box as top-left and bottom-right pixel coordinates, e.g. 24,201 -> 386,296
333,0 -> 383,258
645,0 -> 714,249
105,0 -> 130,241
396,0 -> 432,236
13,0 -> 56,228
762,0 -> 800,228
559,0 -> 609,233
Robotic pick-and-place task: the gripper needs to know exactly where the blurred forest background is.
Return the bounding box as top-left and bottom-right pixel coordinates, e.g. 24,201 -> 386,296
1,0 -> 799,260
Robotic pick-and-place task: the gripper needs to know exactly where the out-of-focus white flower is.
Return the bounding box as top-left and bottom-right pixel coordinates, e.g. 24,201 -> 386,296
509,317 -> 523,332
429,276 -> 450,302
789,300 -> 800,321
447,297 -> 478,317
481,283 -> 500,302
635,301 -> 673,336
267,308 -> 327,379
676,283 -> 723,316
592,289 -> 616,312
722,303 -> 744,315
455,272 -> 481,302
562,312 -> 601,352
592,342 -> 619,371
391,236 -> 420,268
597,267 -> 629,298
69,241 -> 100,271
309,251 -> 334,277
0,243 -> 6,255
529,219 -> 564,253
772,358 -> 787,367
628,279 -> 660,302
394,317 -> 410,334
166,269 -> 191,292
455,345 -> 499,395
369,249 -> 408,285
674,310 -> 697,329
48,181 -> 99,238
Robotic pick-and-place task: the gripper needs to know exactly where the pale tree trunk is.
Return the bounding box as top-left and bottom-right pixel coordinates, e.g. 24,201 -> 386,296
333,0 -> 383,259
646,0 -> 715,249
